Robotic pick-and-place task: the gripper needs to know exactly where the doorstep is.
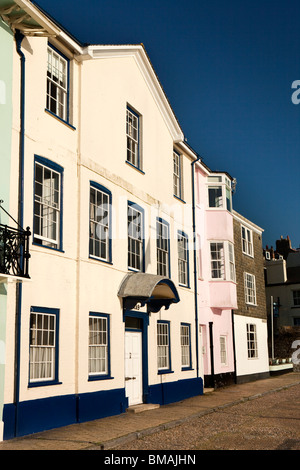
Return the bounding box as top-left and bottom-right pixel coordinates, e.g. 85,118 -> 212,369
127,403 -> 160,413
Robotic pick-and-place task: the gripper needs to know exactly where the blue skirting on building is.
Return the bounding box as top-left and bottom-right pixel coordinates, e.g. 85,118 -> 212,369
3,377 -> 203,440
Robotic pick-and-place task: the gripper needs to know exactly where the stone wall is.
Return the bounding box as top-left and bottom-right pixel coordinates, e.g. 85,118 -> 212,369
233,215 -> 267,320
269,326 -> 300,362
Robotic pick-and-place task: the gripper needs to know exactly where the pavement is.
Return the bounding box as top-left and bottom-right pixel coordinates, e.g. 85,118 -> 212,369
0,371 -> 299,450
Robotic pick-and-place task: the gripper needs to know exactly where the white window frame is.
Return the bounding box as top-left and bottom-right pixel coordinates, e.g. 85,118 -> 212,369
29,311 -> 56,383
228,242 -> 236,282
210,242 -> 225,279
128,203 -> 144,271
247,323 -> 258,358
34,161 -> 61,249
88,314 -> 108,376
126,106 -> 141,169
89,185 -> 110,262
156,219 -> 170,277
220,335 -> 227,365
209,241 -> 236,281
241,225 -> 254,257
46,45 -> 68,122
178,232 -> 189,286
157,322 -> 170,371
244,272 -> 257,305
173,150 -> 182,199
293,290 -> 300,307
180,323 -> 191,368
207,174 -> 232,211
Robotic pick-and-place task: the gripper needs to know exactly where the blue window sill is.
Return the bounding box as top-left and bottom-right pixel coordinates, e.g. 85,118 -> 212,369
158,370 -> 174,375
28,380 -> 62,388
179,283 -> 190,289
128,267 -> 145,273
32,240 -> 64,253
45,108 -> 76,130
181,367 -> 194,372
88,375 -> 114,382
125,160 -> 145,174
173,195 -> 186,204
89,255 -> 113,265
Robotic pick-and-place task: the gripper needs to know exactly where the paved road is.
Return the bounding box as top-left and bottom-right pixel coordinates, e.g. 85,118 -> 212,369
113,384 -> 300,451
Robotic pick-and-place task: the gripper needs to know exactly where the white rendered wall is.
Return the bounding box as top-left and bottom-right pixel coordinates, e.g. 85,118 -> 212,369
233,314 -> 269,378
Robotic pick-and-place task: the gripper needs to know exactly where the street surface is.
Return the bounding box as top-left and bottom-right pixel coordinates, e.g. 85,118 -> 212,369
113,385 -> 300,450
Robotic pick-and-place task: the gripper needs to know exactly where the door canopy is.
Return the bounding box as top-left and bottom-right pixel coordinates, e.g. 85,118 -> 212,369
118,273 -> 180,313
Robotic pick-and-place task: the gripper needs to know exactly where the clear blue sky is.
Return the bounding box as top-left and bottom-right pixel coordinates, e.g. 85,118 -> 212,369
33,0 -> 300,249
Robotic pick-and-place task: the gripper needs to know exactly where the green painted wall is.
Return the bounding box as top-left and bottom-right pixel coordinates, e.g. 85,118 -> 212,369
0,18 -> 13,433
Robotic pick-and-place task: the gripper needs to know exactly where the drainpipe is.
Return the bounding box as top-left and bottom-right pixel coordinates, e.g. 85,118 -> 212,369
191,154 -> 201,379
14,29 -> 25,438
231,310 -> 237,384
209,321 -> 215,388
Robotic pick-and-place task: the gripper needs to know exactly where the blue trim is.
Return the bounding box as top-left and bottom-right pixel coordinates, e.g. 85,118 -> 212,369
173,194 -> 186,204
47,43 -> 71,126
125,160 -> 145,174
126,105 -> 142,171
88,312 -> 113,381
44,109 -> 76,130
89,181 -> 112,264
156,217 -> 171,278
148,377 -> 203,406
33,155 -> 64,252
181,322 -> 192,371
77,388 -> 128,423
127,201 -> 145,273
157,320 -> 172,374
3,388 -> 128,439
123,310 -> 149,403
177,230 -> 190,288
28,307 -> 60,387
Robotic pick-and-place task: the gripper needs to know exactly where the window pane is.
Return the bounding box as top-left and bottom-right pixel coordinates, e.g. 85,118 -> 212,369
89,315 -> 108,375
126,108 -> 140,168
29,312 -> 56,382
89,186 -> 110,260
181,325 -> 190,367
46,47 -> 68,121
209,187 -> 222,207
34,162 -> 61,248
157,323 -> 170,370
157,221 -> 169,276
128,206 -> 143,270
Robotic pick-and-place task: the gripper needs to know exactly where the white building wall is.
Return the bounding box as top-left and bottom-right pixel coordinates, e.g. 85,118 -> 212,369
234,314 -> 269,379
3,29 -> 202,439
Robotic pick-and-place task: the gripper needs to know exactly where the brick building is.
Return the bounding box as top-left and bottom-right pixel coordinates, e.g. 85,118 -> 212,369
232,211 -> 269,383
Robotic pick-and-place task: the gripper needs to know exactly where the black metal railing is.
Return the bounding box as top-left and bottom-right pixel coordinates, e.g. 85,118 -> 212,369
0,224 -> 31,278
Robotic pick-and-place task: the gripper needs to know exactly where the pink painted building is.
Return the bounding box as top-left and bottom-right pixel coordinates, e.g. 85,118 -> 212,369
195,162 -> 238,388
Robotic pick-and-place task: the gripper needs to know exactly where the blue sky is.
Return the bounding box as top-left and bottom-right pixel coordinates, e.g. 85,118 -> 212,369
34,0 -> 300,249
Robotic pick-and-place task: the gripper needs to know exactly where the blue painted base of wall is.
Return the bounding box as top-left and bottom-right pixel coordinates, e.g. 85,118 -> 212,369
3,378 -> 202,440
3,388 -> 128,440
148,376 -> 203,405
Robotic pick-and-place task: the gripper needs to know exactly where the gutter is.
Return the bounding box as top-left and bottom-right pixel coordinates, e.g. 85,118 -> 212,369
14,29 -> 25,438
191,153 -> 202,379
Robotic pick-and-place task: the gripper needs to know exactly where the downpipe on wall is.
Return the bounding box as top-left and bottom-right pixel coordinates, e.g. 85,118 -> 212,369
191,154 -> 202,380
14,29 -> 25,438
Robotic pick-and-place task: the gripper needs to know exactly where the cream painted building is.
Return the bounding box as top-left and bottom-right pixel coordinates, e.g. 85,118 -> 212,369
0,0 -> 203,439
